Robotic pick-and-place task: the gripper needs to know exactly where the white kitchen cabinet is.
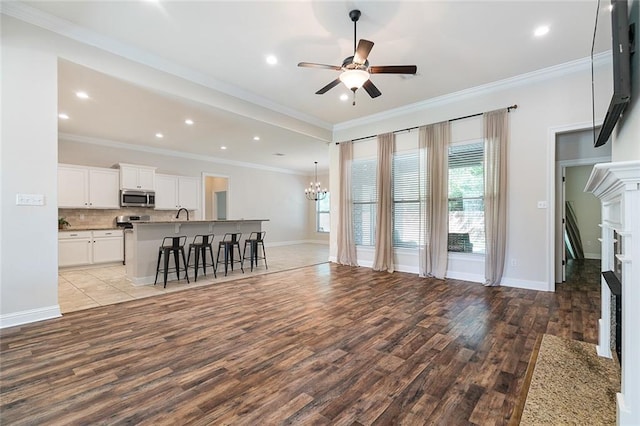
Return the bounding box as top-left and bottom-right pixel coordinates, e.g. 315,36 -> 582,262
58,165 -> 120,209
119,163 -> 156,190
88,169 -> 120,208
58,231 -> 92,267
92,230 -> 124,264
58,166 -> 89,207
58,230 -> 123,267
155,174 -> 200,210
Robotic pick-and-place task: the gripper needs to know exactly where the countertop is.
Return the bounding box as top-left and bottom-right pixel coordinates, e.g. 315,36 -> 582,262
59,227 -> 122,232
132,219 -> 269,225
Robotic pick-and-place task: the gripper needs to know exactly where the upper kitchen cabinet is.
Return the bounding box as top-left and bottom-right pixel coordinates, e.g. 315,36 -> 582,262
155,174 -> 200,210
119,163 -> 156,191
58,164 -> 120,209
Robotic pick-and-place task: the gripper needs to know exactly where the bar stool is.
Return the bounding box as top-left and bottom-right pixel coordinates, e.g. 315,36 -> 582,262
154,236 -> 189,288
243,231 -> 268,272
216,232 -> 244,276
186,234 -> 216,281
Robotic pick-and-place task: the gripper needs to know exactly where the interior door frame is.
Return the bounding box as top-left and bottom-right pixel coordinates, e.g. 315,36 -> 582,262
201,172 -> 230,220
547,120 -> 609,291
555,157 -> 610,283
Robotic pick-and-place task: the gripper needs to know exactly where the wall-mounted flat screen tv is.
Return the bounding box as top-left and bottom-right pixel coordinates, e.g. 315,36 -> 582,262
591,0 -> 632,147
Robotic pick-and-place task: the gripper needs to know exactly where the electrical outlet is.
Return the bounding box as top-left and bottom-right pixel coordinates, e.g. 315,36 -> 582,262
510,259 -> 517,267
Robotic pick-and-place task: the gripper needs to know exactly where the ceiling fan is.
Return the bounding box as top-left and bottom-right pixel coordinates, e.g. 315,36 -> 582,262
298,9 -> 417,105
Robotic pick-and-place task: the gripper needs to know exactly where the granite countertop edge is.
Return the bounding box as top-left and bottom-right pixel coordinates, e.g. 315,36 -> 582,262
59,227 -> 121,232
132,219 -> 270,225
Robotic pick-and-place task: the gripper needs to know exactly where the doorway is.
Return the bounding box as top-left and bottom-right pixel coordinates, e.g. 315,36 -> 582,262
202,173 -> 229,220
553,128 -> 611,284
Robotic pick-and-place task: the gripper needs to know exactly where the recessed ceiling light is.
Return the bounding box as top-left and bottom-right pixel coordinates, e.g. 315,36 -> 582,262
340,94 -> 349,101
185,119 -> 194,125
534,25 -> 550,37
155,133 -> 164,138
253,136 -> 260,141
266,55 -> 278,65
220,146 -> 227,150
58,113 -> 69,120
75,91 -> 89,99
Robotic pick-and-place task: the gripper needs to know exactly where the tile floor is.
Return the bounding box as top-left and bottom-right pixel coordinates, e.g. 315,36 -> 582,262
58,243 -> 330,313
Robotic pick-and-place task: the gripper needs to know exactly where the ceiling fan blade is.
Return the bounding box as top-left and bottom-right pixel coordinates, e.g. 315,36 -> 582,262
353,39 -> 374,64
369,65 -> 418,74
362,79 -> 381,98
298,62 -> 342,71
316,78 -> 341,95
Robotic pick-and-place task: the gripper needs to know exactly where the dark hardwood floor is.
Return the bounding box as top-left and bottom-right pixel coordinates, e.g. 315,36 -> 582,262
0,261 -> 600,425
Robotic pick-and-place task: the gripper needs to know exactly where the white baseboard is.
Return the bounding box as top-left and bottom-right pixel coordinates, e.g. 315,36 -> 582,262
0,305 -> 62,329
500,277 -> 551,291
266,240 -> 329,247
393,263 -> 420,274
445,271 -> 484,284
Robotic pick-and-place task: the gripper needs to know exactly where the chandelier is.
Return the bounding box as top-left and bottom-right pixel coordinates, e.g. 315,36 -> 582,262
305,161 -> 327,201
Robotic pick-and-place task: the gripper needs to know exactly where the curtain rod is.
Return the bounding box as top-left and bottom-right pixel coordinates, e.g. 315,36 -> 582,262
336,104 -> 518,144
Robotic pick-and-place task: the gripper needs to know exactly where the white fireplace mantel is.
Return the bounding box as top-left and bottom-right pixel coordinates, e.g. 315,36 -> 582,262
586,160 -> 640,426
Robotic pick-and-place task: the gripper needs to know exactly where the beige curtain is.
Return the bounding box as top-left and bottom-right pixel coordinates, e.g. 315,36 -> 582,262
484,109 -> 509,286
336,141 -> 358,266
418,121 -> 450,279
372,133 -> 394,272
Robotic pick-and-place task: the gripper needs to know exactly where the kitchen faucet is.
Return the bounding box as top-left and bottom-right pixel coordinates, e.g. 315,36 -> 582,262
176,208 -> 189,221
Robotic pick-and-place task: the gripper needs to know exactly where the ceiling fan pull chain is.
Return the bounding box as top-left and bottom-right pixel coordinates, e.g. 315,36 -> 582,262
352,90 -> 357,106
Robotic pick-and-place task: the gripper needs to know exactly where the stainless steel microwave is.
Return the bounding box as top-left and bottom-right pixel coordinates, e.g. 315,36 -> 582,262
120,190 -> 155,208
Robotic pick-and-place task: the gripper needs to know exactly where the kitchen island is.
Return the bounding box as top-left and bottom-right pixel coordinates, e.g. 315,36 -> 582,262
125,219 -> 268,285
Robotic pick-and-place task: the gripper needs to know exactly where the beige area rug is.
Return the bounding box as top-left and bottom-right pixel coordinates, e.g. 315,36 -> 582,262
517,334 -> 620,425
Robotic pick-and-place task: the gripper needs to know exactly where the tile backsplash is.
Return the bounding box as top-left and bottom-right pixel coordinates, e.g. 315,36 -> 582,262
59,208 -> 194,229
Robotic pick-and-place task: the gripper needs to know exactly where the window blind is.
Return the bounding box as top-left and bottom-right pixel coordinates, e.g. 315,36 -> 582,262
393,151 -> 421,248
352,158 -> 377,246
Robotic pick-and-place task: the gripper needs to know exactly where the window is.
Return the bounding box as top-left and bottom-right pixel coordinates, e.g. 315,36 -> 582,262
448,141 -> 485,254
352,158 -> 377,246
393,151 -> 421,248
316,193 -> 330,233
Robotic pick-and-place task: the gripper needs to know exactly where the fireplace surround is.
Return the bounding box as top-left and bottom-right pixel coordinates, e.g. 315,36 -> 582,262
586,161 -> 640,425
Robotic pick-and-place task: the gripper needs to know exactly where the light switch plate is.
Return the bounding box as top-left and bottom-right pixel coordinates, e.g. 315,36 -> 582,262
16,193 -> 45,206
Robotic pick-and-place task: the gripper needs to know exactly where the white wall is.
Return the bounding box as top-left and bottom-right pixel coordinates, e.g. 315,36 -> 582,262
1,35 -> 61,326
330,60 -> 607,291
566,165 -> 602,259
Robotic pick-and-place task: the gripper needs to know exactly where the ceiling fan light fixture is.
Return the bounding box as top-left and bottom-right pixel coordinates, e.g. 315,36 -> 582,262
339,69 -> 370,90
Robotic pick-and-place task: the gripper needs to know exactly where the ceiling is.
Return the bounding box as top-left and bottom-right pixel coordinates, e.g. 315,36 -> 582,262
10,1 -> 605,173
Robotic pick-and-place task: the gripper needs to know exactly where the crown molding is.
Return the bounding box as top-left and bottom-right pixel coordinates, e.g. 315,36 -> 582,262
334,54 -> 611,133
58,133 -> 307,176
1,2 -> 332,132
2,2 -> 615,141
